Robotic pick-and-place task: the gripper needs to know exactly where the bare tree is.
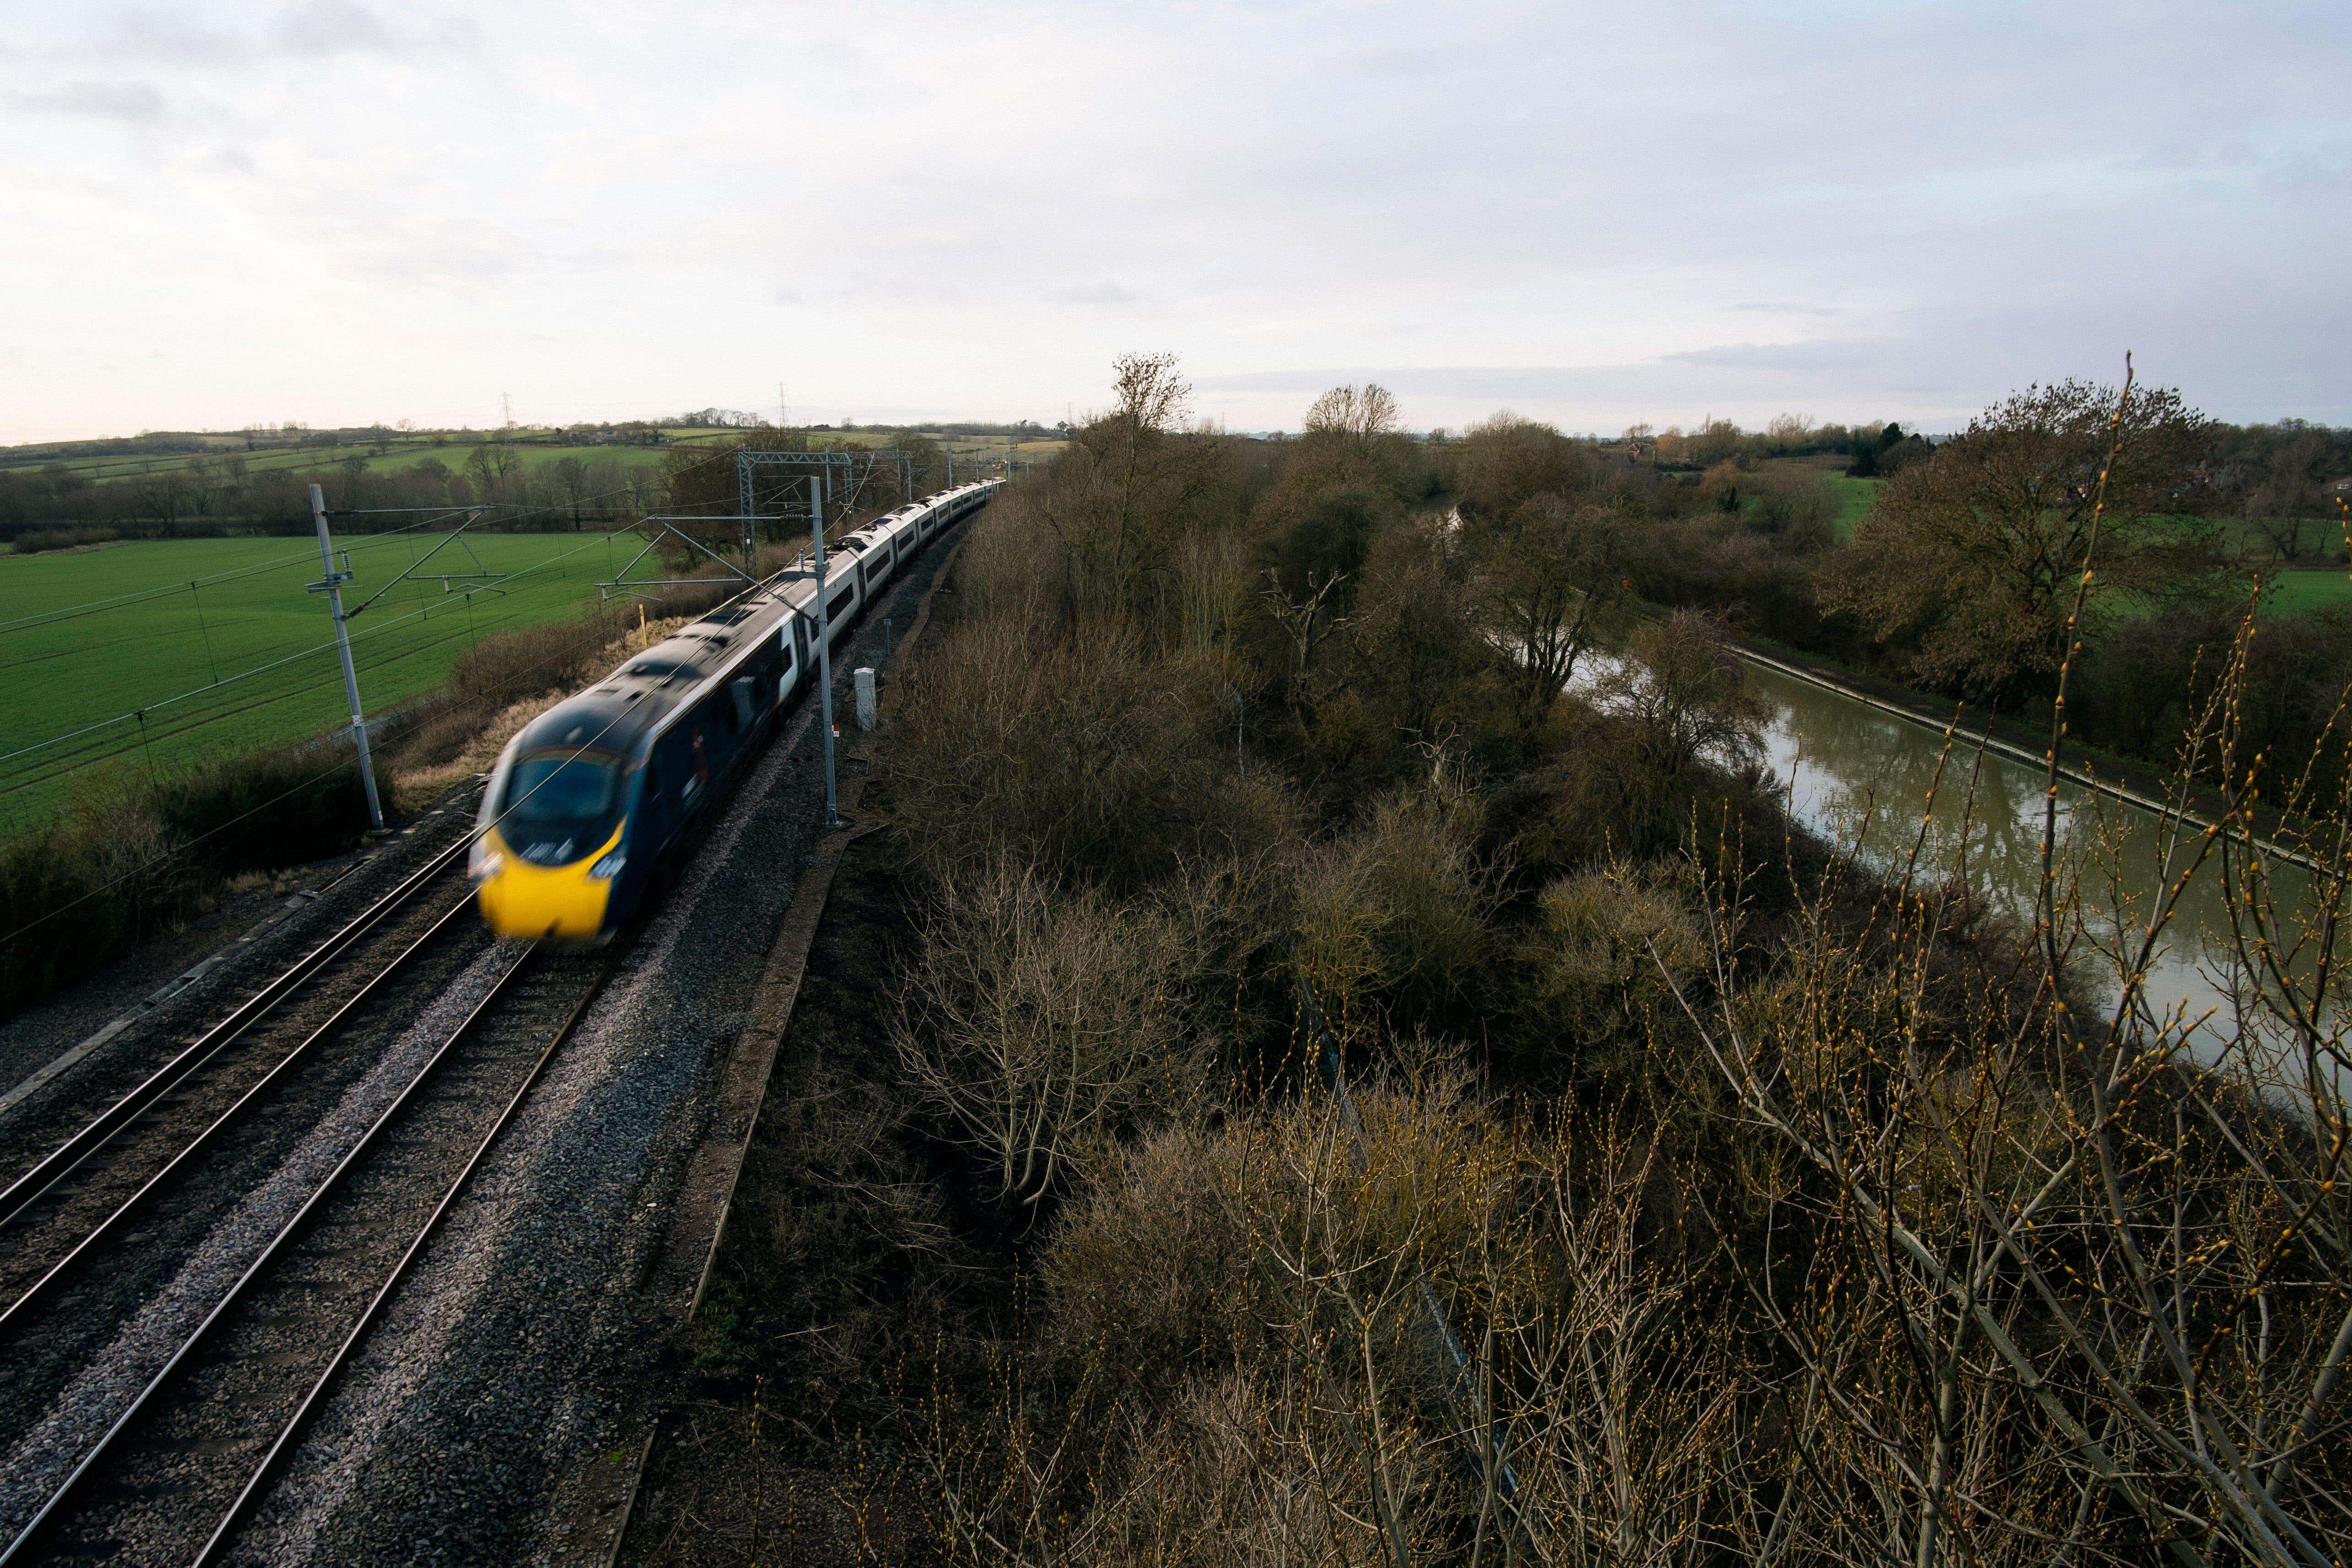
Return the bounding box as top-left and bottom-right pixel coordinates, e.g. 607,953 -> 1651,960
1652,374 -> 2352,1565
1260,568 -> 1349,722
892,861 -> 1210,1208
1466,494 -> 1639,732
1021,354 -> 1226,624
1594,609 -> 1769,778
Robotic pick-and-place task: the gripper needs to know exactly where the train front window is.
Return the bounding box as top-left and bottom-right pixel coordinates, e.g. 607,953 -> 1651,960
499,752 -> 623,864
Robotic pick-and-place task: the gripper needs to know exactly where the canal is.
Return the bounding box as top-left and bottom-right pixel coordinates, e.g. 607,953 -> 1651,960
1736,655 -> 2333,1064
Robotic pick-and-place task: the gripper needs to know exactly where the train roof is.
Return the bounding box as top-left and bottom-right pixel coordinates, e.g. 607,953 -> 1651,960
496,480 -> 998,767
510,687 -> 663,759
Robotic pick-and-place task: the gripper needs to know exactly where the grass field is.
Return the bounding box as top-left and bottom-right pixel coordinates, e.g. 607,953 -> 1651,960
0,529 -> 640,835
4,436 -> 680,490
1824,473 -> 1880,539
2262,568 -> 2352,616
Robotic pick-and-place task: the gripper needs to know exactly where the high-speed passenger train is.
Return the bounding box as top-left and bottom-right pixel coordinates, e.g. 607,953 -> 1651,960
470,480 -> 999,940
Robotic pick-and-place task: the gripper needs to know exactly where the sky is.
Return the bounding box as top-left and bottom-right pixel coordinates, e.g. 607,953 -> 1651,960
2,0 -> 2347,444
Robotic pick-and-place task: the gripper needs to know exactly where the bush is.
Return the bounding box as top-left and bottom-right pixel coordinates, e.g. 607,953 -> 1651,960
890,858 -> 1215,1208
11,525 -> 121,554
0,740 -> 381,1018
1288,783 -> 1500,1033
1510,863 -> 1705,1084
883,616 -> 1300,889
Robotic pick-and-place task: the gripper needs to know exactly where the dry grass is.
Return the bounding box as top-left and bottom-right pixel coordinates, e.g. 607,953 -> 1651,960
385,611 -> 694,811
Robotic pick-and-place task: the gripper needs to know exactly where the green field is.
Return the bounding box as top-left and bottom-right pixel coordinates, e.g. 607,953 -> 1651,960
1,435 -> 680,489
0,529 -> 639,835
1824,473 -> 1880,539
2262,568 -> 2352,617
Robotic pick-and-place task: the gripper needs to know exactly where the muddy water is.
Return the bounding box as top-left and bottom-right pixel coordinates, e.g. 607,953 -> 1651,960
1742,659 -> 2330,1054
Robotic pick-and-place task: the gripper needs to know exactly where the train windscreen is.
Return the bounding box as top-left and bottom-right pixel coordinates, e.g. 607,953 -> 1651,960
499,751 -> 625,864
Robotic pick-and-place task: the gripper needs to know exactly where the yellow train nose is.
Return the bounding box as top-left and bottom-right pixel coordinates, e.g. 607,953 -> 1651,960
473,828 -> 619,940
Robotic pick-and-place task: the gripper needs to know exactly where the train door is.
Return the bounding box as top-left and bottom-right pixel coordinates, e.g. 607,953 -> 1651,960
779,614 -> 805,703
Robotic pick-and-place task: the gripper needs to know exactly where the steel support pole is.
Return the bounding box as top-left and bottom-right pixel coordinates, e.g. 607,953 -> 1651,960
309,484 -> 384,831
809,481 -> 840,828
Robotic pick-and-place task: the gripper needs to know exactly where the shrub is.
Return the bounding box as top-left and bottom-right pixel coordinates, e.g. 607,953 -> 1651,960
1288,783 -> 1501,1033
890,858 -> 1215,1208
884,616 -> 1299,889
0,741 -> 380,1018
11,525 -> 121,554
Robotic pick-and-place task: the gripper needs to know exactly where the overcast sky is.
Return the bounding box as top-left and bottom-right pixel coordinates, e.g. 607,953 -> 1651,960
3,0 -> 2346,444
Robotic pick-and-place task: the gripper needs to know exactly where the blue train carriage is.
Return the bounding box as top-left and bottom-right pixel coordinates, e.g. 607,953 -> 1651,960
469,481 -> 997,940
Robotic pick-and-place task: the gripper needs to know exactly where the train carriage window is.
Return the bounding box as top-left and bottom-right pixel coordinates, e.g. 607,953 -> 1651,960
731,678 -> 756,732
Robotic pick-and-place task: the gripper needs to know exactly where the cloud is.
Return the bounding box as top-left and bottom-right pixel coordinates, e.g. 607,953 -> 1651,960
2,0 -> 2347,441
275,0 -> 397,58
1044,282 -> 1136,306
7,81 -> 167,122
103,15 -> 242,64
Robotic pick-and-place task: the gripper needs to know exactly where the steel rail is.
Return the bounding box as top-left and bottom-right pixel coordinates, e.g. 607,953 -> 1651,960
192,960 -> 612,1567
0,832 -> 472,1233
0,941 -> 565,1565
0,891 -> 481,1338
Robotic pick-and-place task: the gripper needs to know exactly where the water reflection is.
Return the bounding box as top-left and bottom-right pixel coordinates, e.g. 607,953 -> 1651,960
1745,660 -> 2331,1059
1570,651 -> 2340,1077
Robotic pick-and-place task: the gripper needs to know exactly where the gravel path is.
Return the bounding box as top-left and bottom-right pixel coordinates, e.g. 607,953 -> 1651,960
222,536 -> 965,1567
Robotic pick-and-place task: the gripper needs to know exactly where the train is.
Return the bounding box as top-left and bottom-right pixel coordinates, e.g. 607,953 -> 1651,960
469,480 -> 999,940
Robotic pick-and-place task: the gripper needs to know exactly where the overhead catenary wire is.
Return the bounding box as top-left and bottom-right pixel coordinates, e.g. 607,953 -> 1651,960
0,565 -> 612,797
0,520 -> 807,951
0,522 -> 644,785
43,446 -> 728,679
0,523 -> 644,776
2,442 -> 727,643
0,437 -> 723,673
0,592 -> 626,841
0,613 -> 501,804
0,512 -> 471,640
0,442 -> 825,830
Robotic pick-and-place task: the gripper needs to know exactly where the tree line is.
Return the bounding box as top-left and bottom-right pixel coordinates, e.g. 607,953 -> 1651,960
643,353 -> 2350,1566
0,423 -> 955,552
1628,385 -> 2352,809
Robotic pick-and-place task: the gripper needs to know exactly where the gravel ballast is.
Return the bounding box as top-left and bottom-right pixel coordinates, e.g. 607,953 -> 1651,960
216,534 -> 970,1566
0,936 -> 527,1549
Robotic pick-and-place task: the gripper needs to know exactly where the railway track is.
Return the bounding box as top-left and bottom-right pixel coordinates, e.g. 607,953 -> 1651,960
0,942 -> 608,1564
0,839 -> 480,1313
0,827 -> 525,1557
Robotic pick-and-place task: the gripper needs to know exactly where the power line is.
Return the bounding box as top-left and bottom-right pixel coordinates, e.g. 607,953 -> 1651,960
0,442 -> 751,821
0,514 -> 463,639
0,524 -> 642,776
0,435 -> 740,640
0,615 -> 660,952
